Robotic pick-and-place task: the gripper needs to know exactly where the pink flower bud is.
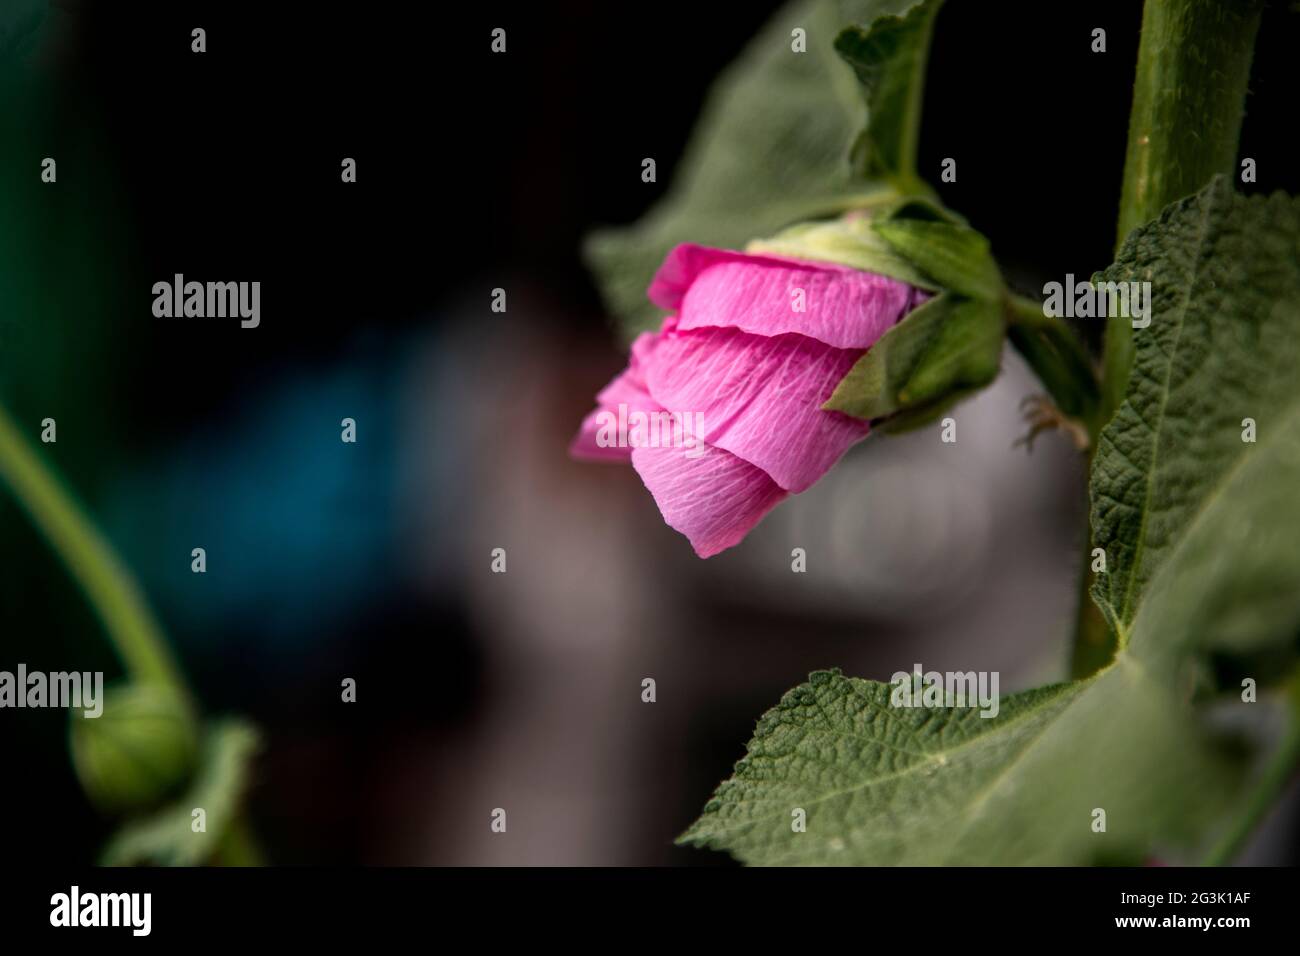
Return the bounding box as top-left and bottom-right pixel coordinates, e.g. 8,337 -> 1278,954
572,244 -> 927,557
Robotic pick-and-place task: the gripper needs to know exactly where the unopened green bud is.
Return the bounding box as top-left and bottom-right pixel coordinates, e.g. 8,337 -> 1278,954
69,683 -> 199,814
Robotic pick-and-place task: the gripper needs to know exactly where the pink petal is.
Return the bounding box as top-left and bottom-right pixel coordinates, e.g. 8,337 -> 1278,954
631,442 -> 787,558
641,326 -> 871,493
648,243 -> 919,349
571,330 -> 670,462
593,364 -> 654,416
569,407 -> 633,461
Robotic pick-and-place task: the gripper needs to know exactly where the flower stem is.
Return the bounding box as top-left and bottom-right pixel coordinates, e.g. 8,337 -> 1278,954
1005,292 -> 1101,437
0,402 -> 184,691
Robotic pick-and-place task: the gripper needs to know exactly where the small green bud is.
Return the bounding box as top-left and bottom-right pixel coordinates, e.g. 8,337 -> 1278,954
69,683 -> 199,814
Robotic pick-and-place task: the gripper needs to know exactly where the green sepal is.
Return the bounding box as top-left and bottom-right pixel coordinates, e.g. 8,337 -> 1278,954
873,212 -> 1002,301
874,384 -> 985,435
100,719 -> 262,866
824,293 -> 1002,425
745,212 -> 938,290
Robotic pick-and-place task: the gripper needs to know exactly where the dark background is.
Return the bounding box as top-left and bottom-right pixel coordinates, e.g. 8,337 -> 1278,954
2,0 -> 1297,866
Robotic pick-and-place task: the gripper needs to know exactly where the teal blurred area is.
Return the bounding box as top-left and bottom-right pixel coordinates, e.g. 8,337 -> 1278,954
102,355 -> 398,651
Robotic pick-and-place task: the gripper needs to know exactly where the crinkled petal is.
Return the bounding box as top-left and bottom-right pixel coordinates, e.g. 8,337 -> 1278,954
642,326 -> 871,492
648,243 -> 919,349
571,329 -> 670,461
569,407 -> 633,461
631,442 -> 787,558
593,360 -> 655,415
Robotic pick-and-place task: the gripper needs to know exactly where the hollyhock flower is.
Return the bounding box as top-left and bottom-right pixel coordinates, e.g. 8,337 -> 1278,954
571,243 -> 928,557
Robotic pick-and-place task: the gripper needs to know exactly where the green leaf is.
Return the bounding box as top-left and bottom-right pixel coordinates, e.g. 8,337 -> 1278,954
1091,179 -> 1300,658
823,293 -> 1002,422
834,0 -> 942,190
678,667 -> 1242,865
584,0 -> 930,339
100,719 -> 261,866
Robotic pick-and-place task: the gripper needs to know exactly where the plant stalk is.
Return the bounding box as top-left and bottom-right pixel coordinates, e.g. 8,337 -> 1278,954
1006,293 -> 1101,436
0,401 -> 267,865
1105,0 -> 1264,422
1073,0 -> 1264,678
0,402 -> 183,690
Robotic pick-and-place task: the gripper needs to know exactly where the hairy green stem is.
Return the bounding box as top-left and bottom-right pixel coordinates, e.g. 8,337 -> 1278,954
0,403 -> 183,689
1114,0 -> 1264,247
1105,0 -> 1264,422
1090,1 -> 1290,858
1072,0 -> 1264,678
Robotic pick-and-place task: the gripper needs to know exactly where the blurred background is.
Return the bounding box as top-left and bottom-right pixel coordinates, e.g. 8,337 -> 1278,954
1,0 -> 1297,865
